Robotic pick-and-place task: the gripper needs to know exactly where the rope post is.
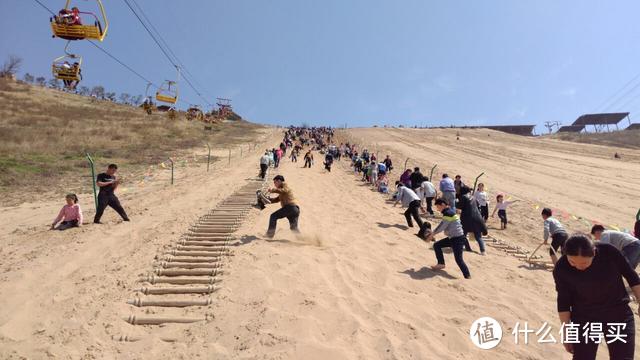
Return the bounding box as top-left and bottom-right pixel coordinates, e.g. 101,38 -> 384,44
168,158 -> 174,185
472,172 -> 485,195
429,164 -> 438,182
228,149 -> 231,166
206,143 -> 211,172
240,146 -> 243,158
85,152 -> 98,211
403,158 -> 410,172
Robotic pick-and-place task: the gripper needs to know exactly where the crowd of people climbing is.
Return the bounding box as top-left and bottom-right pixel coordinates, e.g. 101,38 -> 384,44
255,126 -> 640,358
255,126 -> 337,238
50,123 -> 640,358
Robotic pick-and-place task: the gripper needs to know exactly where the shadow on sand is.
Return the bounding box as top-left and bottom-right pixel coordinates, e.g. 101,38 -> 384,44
377,222 -> 409,230
399,267 -> 457,280
230,235 -> 259,246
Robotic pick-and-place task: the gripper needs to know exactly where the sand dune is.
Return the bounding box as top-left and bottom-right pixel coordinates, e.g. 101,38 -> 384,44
1,127 -> 639,359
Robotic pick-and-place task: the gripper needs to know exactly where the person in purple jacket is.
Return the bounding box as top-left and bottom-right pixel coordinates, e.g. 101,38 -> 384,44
399,169 -> 412,188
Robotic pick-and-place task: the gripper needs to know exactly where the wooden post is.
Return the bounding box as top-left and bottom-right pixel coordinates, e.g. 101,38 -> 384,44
206,143 -> 211,172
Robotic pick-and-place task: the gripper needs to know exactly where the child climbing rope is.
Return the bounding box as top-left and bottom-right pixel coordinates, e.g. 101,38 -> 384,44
425,198 -> 471,279
491,194 -> 518,230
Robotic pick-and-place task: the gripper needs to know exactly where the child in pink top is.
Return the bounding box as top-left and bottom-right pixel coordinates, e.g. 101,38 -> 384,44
51,194 -> 83,230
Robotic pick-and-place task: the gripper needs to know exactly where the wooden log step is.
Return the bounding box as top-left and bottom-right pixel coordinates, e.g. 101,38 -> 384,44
176,245 -> 228,252
167,250 -> 230,257
123,315 -> 205,325
163,255 -> 223,263
140,275 -> 221,285
158,261 -> 222,269
134,285 -> 218,295
154,268 -> 223,277
127,298 -> 213,307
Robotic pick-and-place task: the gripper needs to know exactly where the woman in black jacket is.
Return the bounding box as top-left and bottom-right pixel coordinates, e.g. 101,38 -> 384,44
456,185 -> 488,255
456,186 -> 488,254
553,234 -> 640,359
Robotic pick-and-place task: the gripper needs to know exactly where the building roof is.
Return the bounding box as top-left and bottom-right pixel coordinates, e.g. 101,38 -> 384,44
557,125 -> 585,133
572,113 -> 629,126
484,125 -> 536,136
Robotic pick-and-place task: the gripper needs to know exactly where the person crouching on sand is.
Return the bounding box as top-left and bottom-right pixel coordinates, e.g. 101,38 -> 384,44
51,193 -> 83,230
541,207 -> 568,265
265,175 -> 300,238
591,224 -> 640,269
425,198 -> 471,279
393,182 -> 424,230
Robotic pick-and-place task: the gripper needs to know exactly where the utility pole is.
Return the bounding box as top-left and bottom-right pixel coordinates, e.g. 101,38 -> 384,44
544,121 -> 561,134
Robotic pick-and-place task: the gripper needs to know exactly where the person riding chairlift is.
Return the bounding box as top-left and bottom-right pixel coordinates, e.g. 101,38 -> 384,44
69,62 -> 81,89
61,61 -> 72,88
57,7 -> 82,26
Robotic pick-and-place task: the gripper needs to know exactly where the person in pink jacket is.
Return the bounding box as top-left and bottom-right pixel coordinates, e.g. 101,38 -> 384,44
51,194 -> 83,230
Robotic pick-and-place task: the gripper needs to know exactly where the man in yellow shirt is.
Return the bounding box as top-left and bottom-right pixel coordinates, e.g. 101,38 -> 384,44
265,175 -> 300,238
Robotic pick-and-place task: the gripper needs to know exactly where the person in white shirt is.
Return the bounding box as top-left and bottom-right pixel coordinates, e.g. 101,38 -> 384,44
393,182 -> 424,229
259,152 -> 270,179
419,177 -> 437,216
473,183 -> 489,222
491,194 -> 519,230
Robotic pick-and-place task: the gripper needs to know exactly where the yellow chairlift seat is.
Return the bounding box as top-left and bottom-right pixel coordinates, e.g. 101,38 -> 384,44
156,81 -> 178,104
52,54 -> 82,82
155,66 -> 180,104
50,0 -> 108,41
156,94 -> 177,104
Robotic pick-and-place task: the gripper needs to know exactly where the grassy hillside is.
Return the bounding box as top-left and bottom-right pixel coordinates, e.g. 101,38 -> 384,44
550,129 -> 640,150
0,78 -> 263,205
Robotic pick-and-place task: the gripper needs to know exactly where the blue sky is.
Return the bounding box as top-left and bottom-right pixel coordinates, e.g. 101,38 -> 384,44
2,0 -> 640,130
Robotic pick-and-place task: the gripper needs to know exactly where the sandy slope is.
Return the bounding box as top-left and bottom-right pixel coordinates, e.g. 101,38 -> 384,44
1,127 -> 639,359
0,128 -> 278,359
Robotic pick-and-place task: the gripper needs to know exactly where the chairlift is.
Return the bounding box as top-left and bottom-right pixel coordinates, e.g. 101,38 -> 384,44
50,0 -> 108,41
156,67 -> 180,104
51,42 -> 82,86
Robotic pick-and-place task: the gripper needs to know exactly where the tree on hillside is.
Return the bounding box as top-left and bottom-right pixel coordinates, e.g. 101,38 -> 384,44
79,86 -> 90,96
23,73 -> 34,84
119,93 -> 130,104
0,55 -> 22,78
35,76 -> 46,86
91,86 -> 105,99
105,92 -> 116,102
48,78 -> 60,89
130,94 -> 143,106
